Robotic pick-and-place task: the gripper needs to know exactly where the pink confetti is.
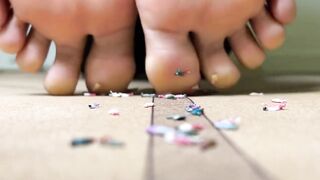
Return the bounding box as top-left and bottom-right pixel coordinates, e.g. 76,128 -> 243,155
108,108 -> 120,116
263,102 -> 286,112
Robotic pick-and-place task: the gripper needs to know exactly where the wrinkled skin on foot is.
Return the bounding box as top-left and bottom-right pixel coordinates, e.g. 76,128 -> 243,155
9,0 -> 137,95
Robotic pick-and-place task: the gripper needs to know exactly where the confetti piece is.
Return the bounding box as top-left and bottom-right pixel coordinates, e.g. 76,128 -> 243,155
175,68 -> 185,77
174,94 -> 187,99
166,115 -> 186,121
109,91 -> 133,97
83,92 -> 97,96
100,136 -> 125,147
249,92 -> 264,96
88,103 -> 101,109
263,103 -> 286,112
213,117 -> 241,130
271,98 -> 287,103
71,138 -> 95,147
141,93 -> 156,98
144,102 -> 155,108
146,125 -> 175,136
108,108 -> 120,116
200,139 -> 217,151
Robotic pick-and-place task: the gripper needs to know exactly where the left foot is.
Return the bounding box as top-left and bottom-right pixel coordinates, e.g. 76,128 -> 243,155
136,0 -> 296,93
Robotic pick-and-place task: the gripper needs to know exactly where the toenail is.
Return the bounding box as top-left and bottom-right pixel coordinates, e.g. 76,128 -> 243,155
211,74 -> 219,84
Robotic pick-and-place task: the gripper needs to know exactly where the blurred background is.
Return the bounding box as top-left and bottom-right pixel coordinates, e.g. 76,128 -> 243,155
0,0 -> 319,75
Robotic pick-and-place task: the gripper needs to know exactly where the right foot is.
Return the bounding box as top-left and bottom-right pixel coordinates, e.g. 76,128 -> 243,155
136,0 -> 296,93
0,0 -> 137,95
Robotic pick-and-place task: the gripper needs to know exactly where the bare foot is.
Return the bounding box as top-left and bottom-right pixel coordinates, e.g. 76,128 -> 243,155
0,0 -> 137,95
136,0 -> 296,93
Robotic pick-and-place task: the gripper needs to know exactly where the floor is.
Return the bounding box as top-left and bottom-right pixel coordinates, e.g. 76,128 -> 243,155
0,72 -> 320,180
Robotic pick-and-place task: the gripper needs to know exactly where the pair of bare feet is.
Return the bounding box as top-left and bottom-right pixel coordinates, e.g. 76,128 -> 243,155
0,0 -> 296,95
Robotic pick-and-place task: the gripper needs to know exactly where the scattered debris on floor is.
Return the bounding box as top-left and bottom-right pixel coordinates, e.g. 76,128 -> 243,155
249,92 -> 264,96
158,94 -> 187,100
166,114 -> 186,121
71,136 -> 125,148
71,137 -> 95,147
83,92 -> 97,96
108,108 -> 120,116
200,139 -> 217,151
109,91 -> 133,98
271,98 -> 287,103
88,103 -> 101,109
100,135 -> 125,147
141,93 -> 156,98
146,123 -> 215,150
263,98 -> 287,112
213,117 -> 241,130
186,104 -> 203,116
144,102 -> 155,108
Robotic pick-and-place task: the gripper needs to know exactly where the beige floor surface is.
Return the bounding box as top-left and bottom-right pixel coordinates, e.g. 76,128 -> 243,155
0,71 -> 320,180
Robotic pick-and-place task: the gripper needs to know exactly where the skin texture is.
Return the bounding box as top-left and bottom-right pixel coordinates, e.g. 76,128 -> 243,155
0,0 -> 296,95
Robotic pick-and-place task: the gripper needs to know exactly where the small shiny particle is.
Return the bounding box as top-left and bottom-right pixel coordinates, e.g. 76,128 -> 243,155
144,102 -> 155,108
175,69 -> 185,77
249,92 -> 264,96
71,138 -> 95,147
109,91 -> 133,97
141,93 -> 156,98
108,108 -> 120,115
271,98 -> 287,103
83,92 -> 97,96
166,115 -> 186,121
263,103 -> 286,111
146,125 -> 174,136
88,103 -> 100,109
213,117 -> 241,130
100,136 -> 125,147
175,94 -> 187,99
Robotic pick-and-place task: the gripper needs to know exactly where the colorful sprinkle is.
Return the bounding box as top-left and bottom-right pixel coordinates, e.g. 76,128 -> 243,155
166,115 -> 186,121
71,138 -> 95,147
213,117 -> 241,130
88,103 -> 101,109
141,93 -> 156,98
108,108 -> 120,116
109,91 -> 133,98
144,102 -> 155,108
249,92 -> 264,96
83,92 -> 97,96
263,103 -> 286,111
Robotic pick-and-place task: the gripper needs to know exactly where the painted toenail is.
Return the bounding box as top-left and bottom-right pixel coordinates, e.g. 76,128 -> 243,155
211,74 -> 219,84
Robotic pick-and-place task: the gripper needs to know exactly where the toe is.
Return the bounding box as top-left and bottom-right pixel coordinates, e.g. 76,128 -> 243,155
251,8 -> 286,50
0,15 -> 28,53
44,38 -> 86,95
269,0 -> 297,24
16,28 -> 50,73
143,29 -> 201,94
229,26 -> 266,69
0,0 -> 10,27
200,48 -> 240,89
85,29 -> 136,94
